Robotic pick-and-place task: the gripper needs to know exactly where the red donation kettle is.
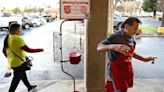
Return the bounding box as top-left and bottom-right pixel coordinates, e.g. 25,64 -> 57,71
69,51 -> 81,64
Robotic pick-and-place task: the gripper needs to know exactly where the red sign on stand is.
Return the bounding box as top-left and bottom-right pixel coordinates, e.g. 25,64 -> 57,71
60,0 -> 90,19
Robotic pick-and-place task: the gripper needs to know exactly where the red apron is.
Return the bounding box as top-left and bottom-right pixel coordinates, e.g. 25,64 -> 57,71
110,45 -> 134,90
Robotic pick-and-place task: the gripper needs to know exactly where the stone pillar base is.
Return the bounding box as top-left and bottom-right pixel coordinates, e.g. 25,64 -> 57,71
86,88 -> 105,92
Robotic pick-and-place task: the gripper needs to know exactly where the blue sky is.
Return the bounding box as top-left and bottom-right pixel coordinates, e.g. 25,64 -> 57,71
0,0 -> 59,9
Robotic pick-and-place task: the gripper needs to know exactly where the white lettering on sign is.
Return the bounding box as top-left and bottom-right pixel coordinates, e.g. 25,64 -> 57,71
60,0 -> 90,19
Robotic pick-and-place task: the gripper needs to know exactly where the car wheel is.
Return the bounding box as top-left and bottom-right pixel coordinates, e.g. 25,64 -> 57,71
24,24 -> 30,29
33,23 -> 37,27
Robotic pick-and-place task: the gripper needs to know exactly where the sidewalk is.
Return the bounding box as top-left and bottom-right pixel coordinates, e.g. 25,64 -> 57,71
134,32 -> 164,38
1,78 -> 164,92
39,80 -> 85,92
38,79 -> 164,92
0,80 -> 57,92
129,79 -> 164,92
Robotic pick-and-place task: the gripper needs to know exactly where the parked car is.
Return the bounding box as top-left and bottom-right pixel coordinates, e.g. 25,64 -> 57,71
22,16 -> 42,29
30,15 -> 47,25
22,16 -> 33,29
113,14 -> 125,31
0,13 -> 22,31
42,15 -> 55,22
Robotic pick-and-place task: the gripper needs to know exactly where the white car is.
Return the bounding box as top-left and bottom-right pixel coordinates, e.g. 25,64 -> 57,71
31,15 -> 47,25
0,13 -> 22,31
30,17 -> 42,27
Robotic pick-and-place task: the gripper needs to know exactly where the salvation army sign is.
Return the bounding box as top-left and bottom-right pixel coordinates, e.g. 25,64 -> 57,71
60,0 -> 90,19
64,6 -> 72,14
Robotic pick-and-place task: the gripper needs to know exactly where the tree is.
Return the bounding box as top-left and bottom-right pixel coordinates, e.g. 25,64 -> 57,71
162,12 -> 164,27
113,0 -> 121,11
113,0 -> 134,12
12,7 -> 21,14
38,8 -> 44,13
116,1 -> 138,14
1,7 -> 6,12
142,0 -> 157,18
32,6 -> 37,12
116,6 -> 125,12
156,0 -> 164,27
109,0 -> 134,32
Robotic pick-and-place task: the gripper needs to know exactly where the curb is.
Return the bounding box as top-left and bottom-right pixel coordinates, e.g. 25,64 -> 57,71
135,34 -> 164,38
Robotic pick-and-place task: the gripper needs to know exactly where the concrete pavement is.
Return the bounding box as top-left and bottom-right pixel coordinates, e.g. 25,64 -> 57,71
38,79 -> 164,92
0,80 -> 57,92
39,80 -> 85,92
1,78 -> 164,92
129,79 -> 164,92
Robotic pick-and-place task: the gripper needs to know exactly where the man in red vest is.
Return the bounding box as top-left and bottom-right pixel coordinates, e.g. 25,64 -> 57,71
97,17 -> 156,92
